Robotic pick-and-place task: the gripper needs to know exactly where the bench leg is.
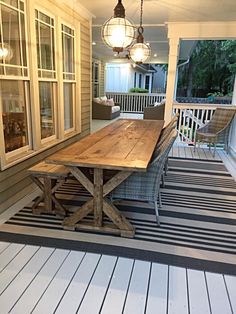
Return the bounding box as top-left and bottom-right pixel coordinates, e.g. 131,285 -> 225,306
31,176 -> 67,216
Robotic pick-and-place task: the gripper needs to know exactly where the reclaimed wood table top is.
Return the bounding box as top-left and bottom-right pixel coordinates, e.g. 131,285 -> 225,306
47,119 -> 164,171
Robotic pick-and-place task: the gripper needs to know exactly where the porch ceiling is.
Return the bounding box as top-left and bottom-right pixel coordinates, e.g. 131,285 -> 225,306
75,0 -> 236,63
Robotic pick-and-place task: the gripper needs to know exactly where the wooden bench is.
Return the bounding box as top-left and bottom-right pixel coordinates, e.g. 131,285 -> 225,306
28,161 -> 70,215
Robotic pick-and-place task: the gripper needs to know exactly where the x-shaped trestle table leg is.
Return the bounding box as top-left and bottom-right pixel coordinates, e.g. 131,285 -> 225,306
62,167 -> 135,238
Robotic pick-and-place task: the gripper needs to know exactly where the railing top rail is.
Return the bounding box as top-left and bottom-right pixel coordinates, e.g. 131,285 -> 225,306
106,92 -> 166,96
173,103 -> 234,109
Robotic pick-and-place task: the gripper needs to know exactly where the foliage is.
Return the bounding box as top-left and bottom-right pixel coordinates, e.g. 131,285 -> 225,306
177,40 -> 236,97
129,87 -> 149,93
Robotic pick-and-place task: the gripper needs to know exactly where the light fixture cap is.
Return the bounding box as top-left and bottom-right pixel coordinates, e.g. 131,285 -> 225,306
114,0 -> 125,18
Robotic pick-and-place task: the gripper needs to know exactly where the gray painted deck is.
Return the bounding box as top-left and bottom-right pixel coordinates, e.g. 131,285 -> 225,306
0,242 -> 235,313
0,114 -> 235,313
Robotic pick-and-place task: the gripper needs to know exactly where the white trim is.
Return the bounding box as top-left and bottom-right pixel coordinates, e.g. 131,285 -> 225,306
167,22 -> 236,39
63,0 -> 94,20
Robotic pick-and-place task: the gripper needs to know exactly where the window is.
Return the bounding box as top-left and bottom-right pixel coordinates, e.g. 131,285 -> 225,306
0,0 -> 30,156
139,73 -> 142,88
1,80 -> 29,153
0,2 -> 80,168
35,9 -> 56,140
134,72 -> 137,88
62,24 -> 75,132
92,61 -> 100,97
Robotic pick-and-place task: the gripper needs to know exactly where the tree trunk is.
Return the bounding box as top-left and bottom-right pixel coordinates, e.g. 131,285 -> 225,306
186,62 -> 193,97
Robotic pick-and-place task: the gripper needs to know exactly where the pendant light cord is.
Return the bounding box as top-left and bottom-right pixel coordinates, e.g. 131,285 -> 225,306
140,0 -> 143,27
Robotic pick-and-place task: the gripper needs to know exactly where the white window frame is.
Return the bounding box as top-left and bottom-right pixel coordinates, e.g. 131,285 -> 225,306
35,7 -> 58,144
0,0 -> 82,169
61,21 -> 76,135
0,0 -> 32,165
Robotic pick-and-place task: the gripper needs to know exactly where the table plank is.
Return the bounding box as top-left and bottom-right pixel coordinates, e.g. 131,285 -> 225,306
47,119 -> 164,171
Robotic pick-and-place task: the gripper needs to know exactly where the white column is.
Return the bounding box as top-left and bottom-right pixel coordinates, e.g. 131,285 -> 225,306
164,38 -> 179,124
229,74 -> 236,158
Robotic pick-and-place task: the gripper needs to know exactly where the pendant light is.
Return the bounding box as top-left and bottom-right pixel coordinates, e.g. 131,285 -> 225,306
101,0 -> 135,53
129,0 -> 151,64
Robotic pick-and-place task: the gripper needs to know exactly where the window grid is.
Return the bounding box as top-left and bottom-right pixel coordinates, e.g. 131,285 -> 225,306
35,9 -> 56,79
0,0 -> 28,77
62,23 -> 75,132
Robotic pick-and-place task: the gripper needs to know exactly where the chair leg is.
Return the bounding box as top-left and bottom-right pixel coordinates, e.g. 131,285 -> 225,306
161,172 -> 165,188
154,201 -> 160,226
158,190 -> 162,208
164,158 -> 168,175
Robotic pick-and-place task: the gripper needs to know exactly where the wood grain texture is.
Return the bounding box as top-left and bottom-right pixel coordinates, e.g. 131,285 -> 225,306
47,119 -> 164,171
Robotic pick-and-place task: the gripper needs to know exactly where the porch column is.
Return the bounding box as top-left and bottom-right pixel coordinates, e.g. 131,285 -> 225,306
164,38 -> 180,124
229,74 -> 236,158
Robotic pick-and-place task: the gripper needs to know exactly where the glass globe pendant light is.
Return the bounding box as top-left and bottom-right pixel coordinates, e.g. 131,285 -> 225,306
101,0 -> 135,53
129,0 -> 151,64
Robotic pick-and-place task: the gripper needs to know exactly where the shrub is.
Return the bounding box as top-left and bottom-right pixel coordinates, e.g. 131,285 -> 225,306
129,88 -> 149,93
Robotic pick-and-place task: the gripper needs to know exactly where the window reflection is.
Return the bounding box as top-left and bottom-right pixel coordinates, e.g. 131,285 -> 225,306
64,83 -> 74,130
39,82 -> 55,139
1,80 -> 29,153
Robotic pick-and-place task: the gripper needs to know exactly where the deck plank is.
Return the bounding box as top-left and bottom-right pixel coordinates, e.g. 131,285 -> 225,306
168,266 -> 189,314
55,253 -> 101,314
206,272 -> 232,314
11,249 -> 70,314
77,255 -> 117,314
101,257 -> 134,314
0,247 -> 54,313
224,275 -> 236,313
0,243 -> 25,272
32,250 -> 85,314
0,245 -> 39,295
0,241 -> 11,253
146,263 -> 168,314
123,260 -> 150,314
187,269 -> 211,314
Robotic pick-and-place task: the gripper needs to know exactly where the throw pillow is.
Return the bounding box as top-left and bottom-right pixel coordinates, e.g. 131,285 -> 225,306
100,96 -> 107,102
106,98 -> 115,106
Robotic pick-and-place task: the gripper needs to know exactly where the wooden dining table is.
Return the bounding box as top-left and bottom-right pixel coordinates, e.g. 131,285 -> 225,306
47,119 -> 164,237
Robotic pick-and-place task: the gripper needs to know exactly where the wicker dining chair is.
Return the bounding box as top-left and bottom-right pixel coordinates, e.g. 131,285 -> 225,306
152,113 -> 179,187
195,107 -> 236,156
109,129 -> 178,225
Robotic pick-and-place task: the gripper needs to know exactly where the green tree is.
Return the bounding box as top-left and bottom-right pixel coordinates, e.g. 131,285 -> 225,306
178,40 -> 236,97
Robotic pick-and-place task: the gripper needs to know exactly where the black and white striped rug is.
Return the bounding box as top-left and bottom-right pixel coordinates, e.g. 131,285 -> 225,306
1,158 -> 236,275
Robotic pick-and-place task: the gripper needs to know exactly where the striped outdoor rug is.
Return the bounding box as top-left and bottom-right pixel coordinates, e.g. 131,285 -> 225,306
1,157 -> 236,275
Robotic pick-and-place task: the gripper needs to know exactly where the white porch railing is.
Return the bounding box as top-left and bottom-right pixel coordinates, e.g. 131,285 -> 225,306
173,103 -> 233,144
106,92 -> 166,113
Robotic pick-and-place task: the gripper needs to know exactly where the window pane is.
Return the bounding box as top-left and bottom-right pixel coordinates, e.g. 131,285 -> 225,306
0,2 -> 27,74
1,0 -> 18,8
1,80 -> 29,153
62,32 -> 74,74
64,83 -> 74,130
36,11 -> 55,73
40,23 -> 53,70
20,12 -> 27,66
39,82 -> 55,139
2,5 -> 20,65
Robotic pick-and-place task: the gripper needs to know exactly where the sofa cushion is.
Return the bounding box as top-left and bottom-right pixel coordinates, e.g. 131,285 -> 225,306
112,105 -> 120,113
